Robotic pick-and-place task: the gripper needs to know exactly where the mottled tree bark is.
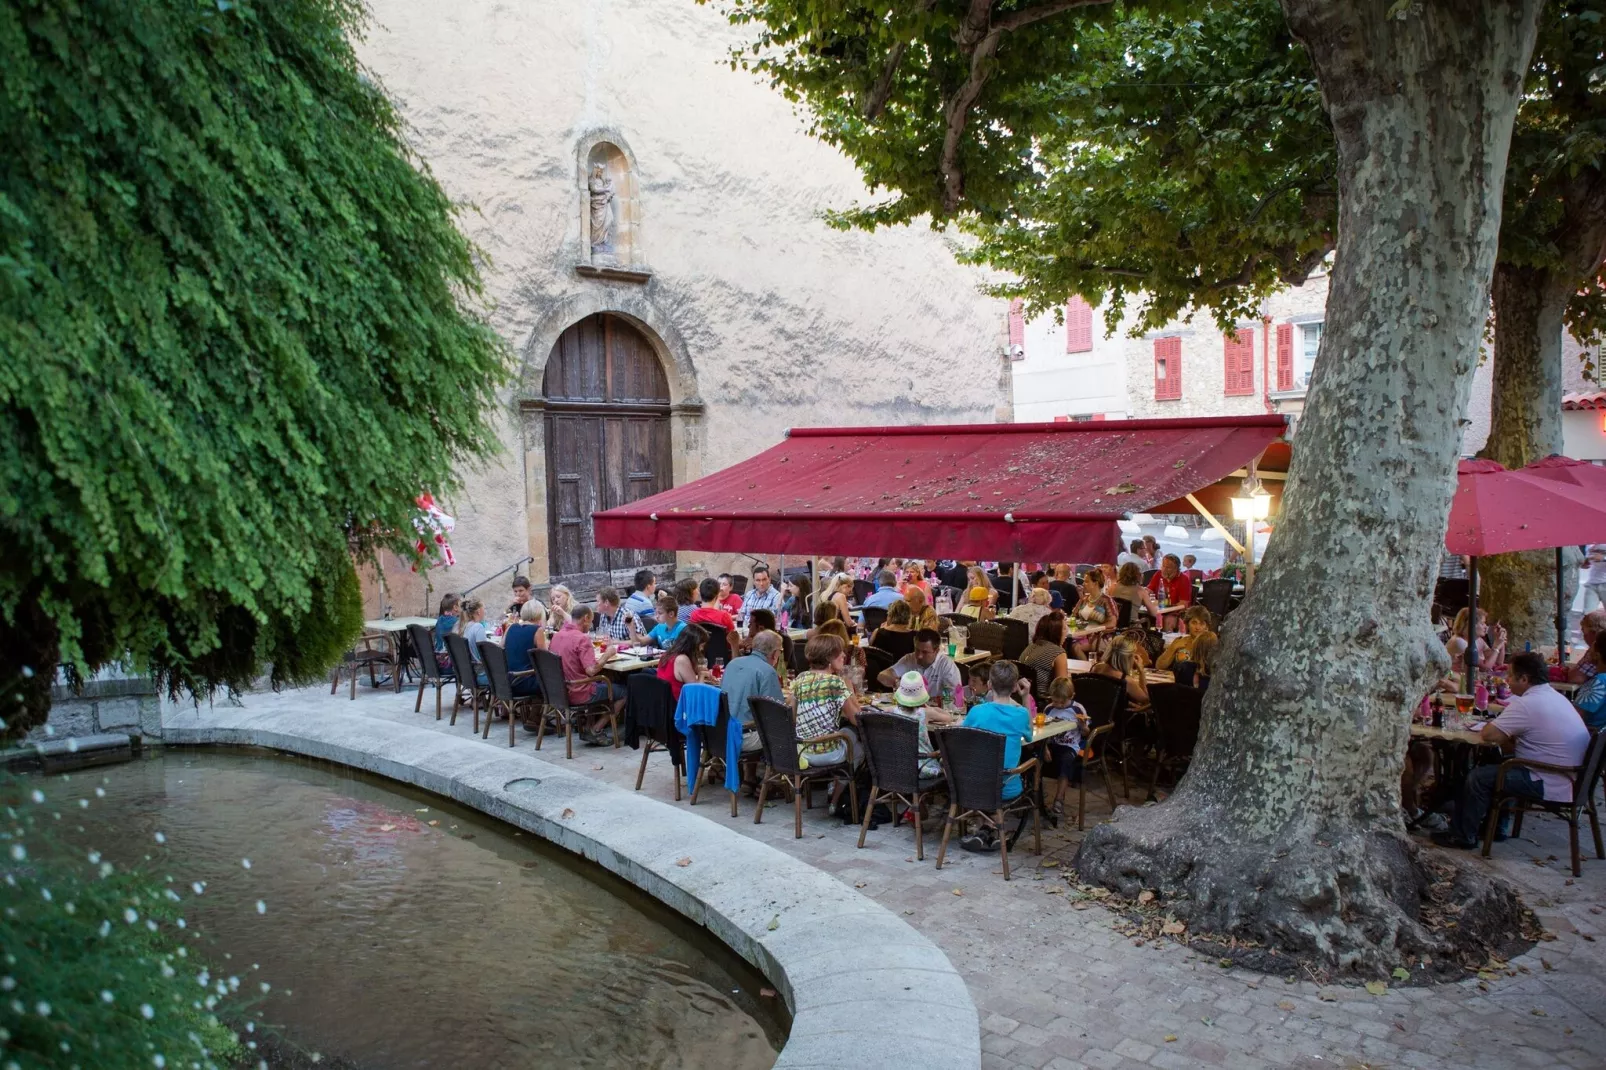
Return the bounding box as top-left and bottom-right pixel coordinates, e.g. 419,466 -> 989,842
1078,0 -> 1541,971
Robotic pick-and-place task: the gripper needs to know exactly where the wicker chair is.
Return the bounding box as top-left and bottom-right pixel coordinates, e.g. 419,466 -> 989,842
1141,569 -> 1160,586
996,617 -> 1030,661
1145,683 -> 1203,801
1069,673 -> 1124,829
1199,578 -> 1234,619
532,649 -> 617,759
871,627 -> 916,661
749,696 -> 859,838
856,712 -> 946,860
860,605 -> 889,636
704,626 -> 733,667
443,632 -> 488,733
625,672 -> 684,799
478,640 -> 539,748
331,631 -> 397,700
864,646 -> 898,693
1114,599 -> 1136,629
967,621 -> 1005,659
852,579 -> 875,604
688,693 -> 743,818
932,726 -> 1040,880
406,623 -> 453,720
1481,729 -> 1606,877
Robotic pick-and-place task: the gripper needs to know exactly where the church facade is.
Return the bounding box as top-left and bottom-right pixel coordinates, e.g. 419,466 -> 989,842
358,0 -> 1012,612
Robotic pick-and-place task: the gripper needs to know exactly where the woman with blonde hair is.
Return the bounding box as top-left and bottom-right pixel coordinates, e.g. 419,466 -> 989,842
1445,606 -> 1506,675
1108,562 -> 1159,622
1091,633 -> 1149,712
546,584 -> 574,630
817,572 -> 855,628
904,585 -> 941,632
961,565 -> 996,619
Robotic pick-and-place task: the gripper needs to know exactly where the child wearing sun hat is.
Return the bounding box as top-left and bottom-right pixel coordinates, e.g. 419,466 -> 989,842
894,671 -> 945,778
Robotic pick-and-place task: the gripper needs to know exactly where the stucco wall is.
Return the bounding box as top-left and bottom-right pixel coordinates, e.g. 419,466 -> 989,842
356,0 -> 1009,611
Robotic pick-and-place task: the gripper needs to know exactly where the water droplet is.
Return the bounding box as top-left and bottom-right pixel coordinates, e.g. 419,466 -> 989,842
77,799 -> 87,809
94,788 -> 105,798
34,1001 -> 50,1017
153,1054 -> 166,1068
154,832 -> 166,845
0,978 -> 12,992
191,882 -> 204,895
87,851 -> 100,864
140,1003 -> 155,1020
100,990 -> 114,1003
240,858 -> 251,870
98,920 -> 111,937
9,846 -> 25,863
39,888 -> 50,902
255,900 -> 266,915
176,919 -> 186,929
123,908 -> 138,924
29,791 -> 43,805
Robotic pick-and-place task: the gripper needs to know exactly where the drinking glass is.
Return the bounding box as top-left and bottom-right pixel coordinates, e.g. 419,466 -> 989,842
1454,694 -> 1474,715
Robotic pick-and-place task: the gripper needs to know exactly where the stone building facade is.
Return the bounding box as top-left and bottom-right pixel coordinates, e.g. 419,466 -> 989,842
355,0 -> 1012,613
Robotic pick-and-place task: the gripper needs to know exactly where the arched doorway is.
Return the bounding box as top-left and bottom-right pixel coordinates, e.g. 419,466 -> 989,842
543,313 -> 674,589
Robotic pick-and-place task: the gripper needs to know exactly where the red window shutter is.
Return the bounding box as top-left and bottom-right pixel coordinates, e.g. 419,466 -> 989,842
1276,323 -> 1295,391
1065,296 -> 1093,353
1053,415 -> 1070,423
1090,413 -> 1106,421
1153,337 -> 1182,400
1223,329 -> 1255,396
1008,299 -> 1025,348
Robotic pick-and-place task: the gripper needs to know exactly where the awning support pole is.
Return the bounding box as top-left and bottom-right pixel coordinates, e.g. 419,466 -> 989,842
1184,494 -> 1246,555
1465,556 -> 1480,694
1556,546 -> 1568,667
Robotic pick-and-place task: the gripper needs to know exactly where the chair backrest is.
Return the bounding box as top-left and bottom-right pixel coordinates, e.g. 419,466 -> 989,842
694,693 -> 733,764
785,632 -> 808,674
749,696 -> 803,774
443,632 -> 478,688
1049,580 -> 1079,605
872,628 -> 916,661
1432,577 -> 1470,619
533,649 -> 571,713
858,711 -> 925,795
407,624 -> 444,681
731,574 -> 749,596
626,672 -> 678,747
1147,683 -> 1203,759
1141,569 -> 1159,586
1115,598 -> 1135,629
1071,672 -> 1125,730
968,621 -> 1005,657
935,726 -> 1005,812
864,646 -> 898,692
1074,564 -> 1096,580
997,617 -> 1030,660
1573,728 -> 1606,803
1199,578 -> 1234,618
861,606 -> 888,635
704,626 -> 732,665
852,579 -> 875,604
478,641 -> 515,701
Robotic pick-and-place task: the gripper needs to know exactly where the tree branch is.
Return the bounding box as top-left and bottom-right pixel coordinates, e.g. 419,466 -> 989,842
861,0 -> 940,121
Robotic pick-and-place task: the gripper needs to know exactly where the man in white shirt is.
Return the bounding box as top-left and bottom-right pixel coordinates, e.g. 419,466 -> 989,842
1116,539 -> 1147,571
1435,653 -> 1590,849
1584,544 -> 1606,612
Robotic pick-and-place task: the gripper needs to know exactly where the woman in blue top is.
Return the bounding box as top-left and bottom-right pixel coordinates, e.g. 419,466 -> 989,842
432,593 -> 461,671
1574,632 -> 1606,731
503,600 -> 548,697
646,592 -> 686,648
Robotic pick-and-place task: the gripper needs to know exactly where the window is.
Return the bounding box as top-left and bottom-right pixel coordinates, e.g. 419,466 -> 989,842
1153,337 -> 1182,400
1066,296 -> 1094,353
1275,324 -> 1295,391
1297,322 -> 1323,388
1223,329 -> 1255,396
1007,299 -> 1025,360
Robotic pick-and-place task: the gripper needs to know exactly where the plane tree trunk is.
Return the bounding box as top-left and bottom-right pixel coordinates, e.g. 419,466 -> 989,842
1077,0 -> 1542,973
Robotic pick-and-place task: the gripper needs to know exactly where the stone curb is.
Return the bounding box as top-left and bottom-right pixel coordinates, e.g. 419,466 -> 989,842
162,706 -> 981,1070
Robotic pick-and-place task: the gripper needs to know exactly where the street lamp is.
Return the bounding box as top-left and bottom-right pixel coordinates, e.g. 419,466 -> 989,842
1230,478 -> 1272,586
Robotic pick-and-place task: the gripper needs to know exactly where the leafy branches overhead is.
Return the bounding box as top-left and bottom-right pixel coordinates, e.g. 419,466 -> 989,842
0,0 -> 509,731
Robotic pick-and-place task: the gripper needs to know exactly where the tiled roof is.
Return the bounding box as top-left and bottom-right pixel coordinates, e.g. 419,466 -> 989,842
1561,391 -> 1606,410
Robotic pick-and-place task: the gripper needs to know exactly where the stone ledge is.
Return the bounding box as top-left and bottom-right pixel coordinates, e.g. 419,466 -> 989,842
160,706 -> 980,1070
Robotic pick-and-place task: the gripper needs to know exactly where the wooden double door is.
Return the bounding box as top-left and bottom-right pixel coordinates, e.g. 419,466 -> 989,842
543,314 -> 674,591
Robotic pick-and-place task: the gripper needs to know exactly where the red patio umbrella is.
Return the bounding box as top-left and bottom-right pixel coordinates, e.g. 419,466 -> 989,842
1445,458 -> 1606,689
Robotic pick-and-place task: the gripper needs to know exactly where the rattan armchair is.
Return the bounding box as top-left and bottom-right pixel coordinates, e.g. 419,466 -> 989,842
406,623 -> 453,721
478,641 -> 538,748
1480,729 -> 1606,877
966,621 -> 1005,659
1069,673 -> 1124,829
532,649 -> 617,759
749,696 -> 859,838
443,631 -> 488,733
856,711 -> 946,860
932,726 -> 1040,880
331,631 -> 397,700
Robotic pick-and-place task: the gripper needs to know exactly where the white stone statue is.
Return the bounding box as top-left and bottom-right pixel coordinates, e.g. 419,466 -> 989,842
588,163 -> 615,255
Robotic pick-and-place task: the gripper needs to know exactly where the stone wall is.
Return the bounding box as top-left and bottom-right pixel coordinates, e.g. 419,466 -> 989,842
33,672 -> 166,742
356,0 -> 1010,613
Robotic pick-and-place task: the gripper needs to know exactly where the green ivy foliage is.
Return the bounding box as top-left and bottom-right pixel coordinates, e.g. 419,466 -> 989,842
0,0 -> 510,732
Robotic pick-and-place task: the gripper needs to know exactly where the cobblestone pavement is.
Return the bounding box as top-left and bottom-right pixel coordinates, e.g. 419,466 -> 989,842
205,684 -> 1605,1069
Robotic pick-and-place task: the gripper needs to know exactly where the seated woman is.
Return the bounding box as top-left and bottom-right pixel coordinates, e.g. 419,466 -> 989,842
1568,608 -> 1605,684
904,585 -> 942,633
1155,605 -> 1216,685
782,575 -> 814,629
1572,631 -> 1606,731
645,592 -> 686,648
791,634 -> 863,767
960,565 -> 997,620
1068,569 -> 1119,658
899,562 -> 931,600
809,600 -> 844,639
503,600 -> 549,697
817,573 -> 856,630
1008,587 -> 1054,632
656,624 -> 708,702
871,599 -> 914,645
1443,607 -> 1507,682
1108,563 -> 1160,625
1090,634 -> 1149,713
546,585 -> 574,630
1019,612 -> 1070,706
454,598 -> 490,686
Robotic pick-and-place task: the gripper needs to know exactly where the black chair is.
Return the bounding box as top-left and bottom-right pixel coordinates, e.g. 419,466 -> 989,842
703,626 -> 733,666
860,606 -> 888,635
1141,569 -> 1160,586
731,574 -> 749,596
331,631 -> 398,700
997,617 -> 1030,661
785,632 -> 808,675
532,648 -> 617,759
406,623 -> 454,721
871,627 -> 916,661
1074,564 -> 1096,580
1199,578 -> 1234,619
1114,599 -> 1136,629
1481,729 -> 1606,877
625,672 -> 684,800
1070,673 -> 1125,829
749,696 -> 859,837
852,579 -> 875,604
939,613 -> 971,630
443,632 -> 487,734
967,621 -> 1005,659
1145,684 -> 1203,800
1048,580 -> 1079,606
478,640 -> 538,748
932,727 -> 1040,880
1433,577 -> 1470,621
864,646 -> 898,693
857,712 -> 946,860
689,693 -> 743,818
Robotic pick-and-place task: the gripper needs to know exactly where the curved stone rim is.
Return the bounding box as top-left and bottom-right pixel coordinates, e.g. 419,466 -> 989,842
162,706 -> 980,1069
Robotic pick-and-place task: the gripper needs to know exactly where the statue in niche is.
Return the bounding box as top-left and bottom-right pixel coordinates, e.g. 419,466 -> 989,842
588,163 -> 616,256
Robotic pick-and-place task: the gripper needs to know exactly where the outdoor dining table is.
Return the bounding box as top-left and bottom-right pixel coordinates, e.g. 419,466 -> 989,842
358,617 -> 437,691
1065,658 -> 1175,686
598,649 -> 662,675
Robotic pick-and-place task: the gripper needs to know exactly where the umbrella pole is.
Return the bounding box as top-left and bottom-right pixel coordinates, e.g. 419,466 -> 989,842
1465,556 -> 1479,694
1014,562 -> 1021,610
1556,546 -> 1567,666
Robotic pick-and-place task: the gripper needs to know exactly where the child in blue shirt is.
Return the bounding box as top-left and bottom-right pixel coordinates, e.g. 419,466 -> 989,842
646,592 -> 686,648
958,661 -> 1034,853
432,593 -> 461,670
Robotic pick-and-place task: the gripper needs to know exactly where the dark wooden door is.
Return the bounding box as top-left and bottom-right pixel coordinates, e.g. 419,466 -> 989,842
543,314 -> 673,589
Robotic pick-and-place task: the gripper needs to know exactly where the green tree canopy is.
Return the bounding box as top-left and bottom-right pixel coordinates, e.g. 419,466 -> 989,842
0,0 -> 509,735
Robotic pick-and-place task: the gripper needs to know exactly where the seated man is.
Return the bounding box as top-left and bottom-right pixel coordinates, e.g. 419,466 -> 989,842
715,573 -> 744,617
958,661 -> 1035,852
861,569 -> 904,609
689,577 -> 740,657
548,605 -> 625,744
622,569 -> 658,627
737,565 -> 783,624
592,587 -> 642,643
878,630 -> 963,712
1146,553 -> 1193,607
721,630 -> 786,754
1047,563 -> 1078,607
1433,652 -> 1591,849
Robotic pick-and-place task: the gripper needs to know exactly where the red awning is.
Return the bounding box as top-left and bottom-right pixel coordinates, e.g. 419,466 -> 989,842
1445,457 -> 1606,556
592,416 -> 1288,562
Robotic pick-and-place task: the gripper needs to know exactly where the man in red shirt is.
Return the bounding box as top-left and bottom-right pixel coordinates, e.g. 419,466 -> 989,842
1146,553 -> 1193,608
690,577 -> 740,659
716,573 -> 744,617
548,604 -> 624,744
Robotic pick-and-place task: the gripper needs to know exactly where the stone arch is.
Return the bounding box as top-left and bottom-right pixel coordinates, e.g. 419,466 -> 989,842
516,291 -> 703,588
576,128 -> 645,272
